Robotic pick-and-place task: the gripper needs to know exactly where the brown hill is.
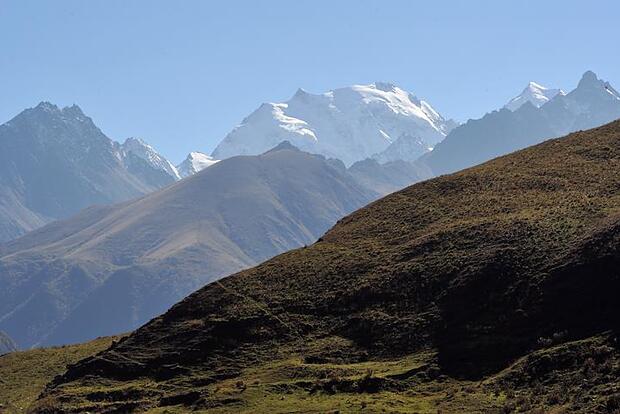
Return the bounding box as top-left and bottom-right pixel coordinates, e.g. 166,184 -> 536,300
34,121 -> 620,413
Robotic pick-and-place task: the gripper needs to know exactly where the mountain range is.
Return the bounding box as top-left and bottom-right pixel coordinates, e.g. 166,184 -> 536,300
32,120 -> 620,413
426,71 -> 620,175
2,72 -> 617,245
0,142 -> 430,349
0,71 -> 619,351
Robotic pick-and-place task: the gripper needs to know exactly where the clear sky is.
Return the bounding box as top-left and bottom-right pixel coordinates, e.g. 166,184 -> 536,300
1,0 -> 619,162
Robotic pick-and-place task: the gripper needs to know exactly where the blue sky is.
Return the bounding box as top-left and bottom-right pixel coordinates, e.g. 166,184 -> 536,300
1,0 -> 619,162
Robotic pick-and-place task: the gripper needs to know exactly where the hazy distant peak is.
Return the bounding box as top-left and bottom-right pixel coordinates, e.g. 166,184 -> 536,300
34,101 -> 60,113
176,151 -> 219,178
122,137 -> 181,180
504,82 -> 564,111
61,104 -> 86,118
31,102 -> 87,119
577,70 -> 599,88
575,70 -> 620,100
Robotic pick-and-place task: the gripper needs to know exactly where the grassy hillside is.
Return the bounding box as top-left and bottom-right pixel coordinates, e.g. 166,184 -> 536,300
0,336 -> 117,413
29,121 -> 620,413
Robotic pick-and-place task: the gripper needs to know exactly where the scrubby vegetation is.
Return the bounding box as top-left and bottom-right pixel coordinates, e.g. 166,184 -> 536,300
0,336 -> 117,413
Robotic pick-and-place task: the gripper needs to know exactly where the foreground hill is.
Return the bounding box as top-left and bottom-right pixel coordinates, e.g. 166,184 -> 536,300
33,120 -> 620,413
0,103 -> 177,242
0,143 -> 390,349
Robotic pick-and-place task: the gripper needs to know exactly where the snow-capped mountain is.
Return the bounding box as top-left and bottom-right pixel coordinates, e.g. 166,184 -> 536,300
211,82 -> 456,166
177,151 -> 219,178
504,82 -> 565,111
122,137 -> 181,180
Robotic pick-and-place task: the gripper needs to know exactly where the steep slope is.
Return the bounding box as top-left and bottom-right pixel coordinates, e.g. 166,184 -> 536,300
0,103 -> 175,242
37,121 -> 620,413
176,151 -> 219,178
504,81 -> 564,111
212,83 -> 456,166
0,143 -> 378,349
427,71 -> 620,175
0,336 -> 117,414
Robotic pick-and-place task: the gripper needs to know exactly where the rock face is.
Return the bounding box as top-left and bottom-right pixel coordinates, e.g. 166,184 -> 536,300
0,143 -> 383,349
0,103 -> 176,242
37,120 -> 620,413
426,71 -> 620,175
211,83 -> 456,166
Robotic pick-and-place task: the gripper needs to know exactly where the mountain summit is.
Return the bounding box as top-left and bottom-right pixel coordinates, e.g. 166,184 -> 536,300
504,81 -> 564,111
122,137 -> 181,180
211,83 -> 456,166
176,151 -> 219,178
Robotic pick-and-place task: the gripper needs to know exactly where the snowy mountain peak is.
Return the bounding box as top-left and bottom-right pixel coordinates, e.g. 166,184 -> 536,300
504,82 -> 565,111
122,137 -> 181,180
212,83 -> 456,166
176,151 -> 219,178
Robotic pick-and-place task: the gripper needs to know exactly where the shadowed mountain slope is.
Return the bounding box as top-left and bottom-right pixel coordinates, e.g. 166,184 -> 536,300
0,143 -> 377,349
35,120 -> 620,413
